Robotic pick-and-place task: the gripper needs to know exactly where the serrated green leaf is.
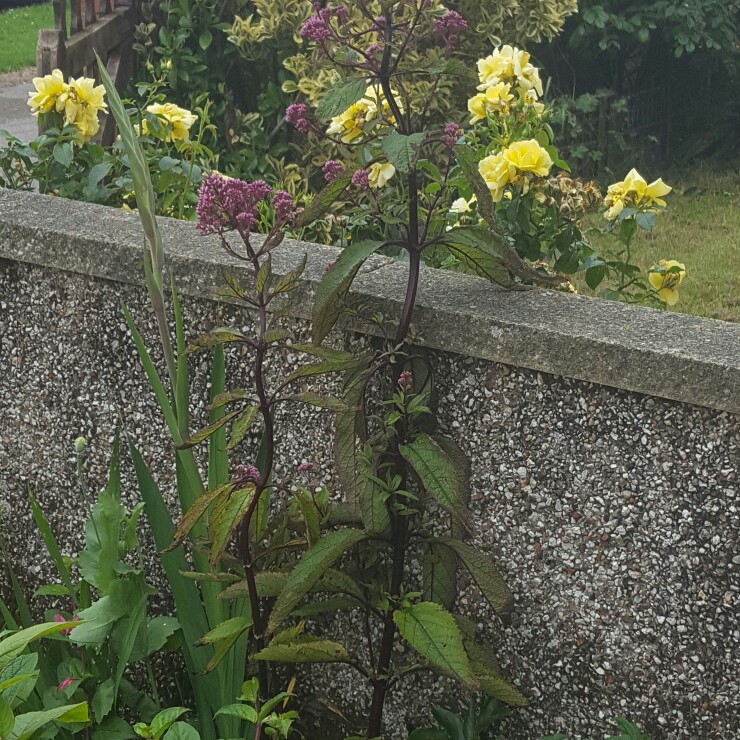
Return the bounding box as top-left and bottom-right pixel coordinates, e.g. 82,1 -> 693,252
316,78 -> 368,121
422,543 -> 456,611
268,529 -> 368,633
288,393 -> 350,411
431,538 -> 511,616
394,602 -> 476,688
178,412 -> 239,449
208,485 -> 256,564
357,457 -> 391,537
381,131 -> 425,174
197,616 -> 252,646
400,434 -> 468,526
186,330 -> 245,354
168,484 -> 233,551
163,722 -> 201,740
209,389 -> 250,410
227,406 -> 258,450
254,637 -> 351,664
312,240 -> 386,344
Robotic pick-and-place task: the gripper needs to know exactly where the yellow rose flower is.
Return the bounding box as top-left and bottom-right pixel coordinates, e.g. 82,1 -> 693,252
51,75 -> 107,142
368,162 -> 396,189
326,85 -> 399,143
648,259 -> 686,306
146,102 -> 198,142
27,69 -> 67,116
450,198 -> 472,215
477,45 -> 544,100
502,139 -> 553,177
478,151 -> 511,202
467,82 -> 514,124
326,100 -> 371,143
604,168 -> 671,220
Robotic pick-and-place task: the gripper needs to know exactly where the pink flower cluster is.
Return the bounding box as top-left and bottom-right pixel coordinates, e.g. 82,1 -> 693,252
351,169 -> 370,188
196,174 -> 273,235
234,463 -> 261,482
300,11 -> 332,42
272,189 -> 296,223
435,10 -> 467,36
285,103 -> 310,133
323,159 -> 344,182
441,122 -> 463,149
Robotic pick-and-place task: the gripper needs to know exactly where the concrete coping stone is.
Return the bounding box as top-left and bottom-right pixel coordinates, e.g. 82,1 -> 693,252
1,187 -> 738,414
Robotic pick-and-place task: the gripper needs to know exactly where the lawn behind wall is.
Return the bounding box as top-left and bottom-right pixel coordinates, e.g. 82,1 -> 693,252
583,168 -> 740,323
0,1 -> 52,73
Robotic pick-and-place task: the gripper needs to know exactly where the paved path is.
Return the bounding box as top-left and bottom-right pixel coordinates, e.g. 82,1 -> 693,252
0,68 -> 37,142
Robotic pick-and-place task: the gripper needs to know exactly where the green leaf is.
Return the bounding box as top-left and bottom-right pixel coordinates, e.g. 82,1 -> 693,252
97,54 -> 162,286
9,702 -> 89,740
92,679 -> 116,724
92,715 -> 136,740
287,393 -> 350,412
381,131 -> 425,174
0,654 -> 37,706
454,143 -> 497,228
150,708 -> 189,740
209,389 -> 250,410
52,141 -> 73,167
422,543 -> 456,611
206,344 -> 229,491
334,365 -> 370,518
0,697 -> 14,737
431,538 -> 511,616
443,239 -> 512,286
197,616 -> 252,646
77,490 -> 127,592
312,240 -> 386,344
113,594 -> 148,698
198,29 -> 212,50
290,596 -> 359,617
316,78 -> 368,121
0,622 -> 79,670
294,490 -> 321,547
267,529 -> 368,633
186,329 -> 245,354
208,485 -> 256,564
357,457 -> 391,537
400,434 -> 469,526
394,602 -> 476,687
214,704 -> 257,723
295,169 -> 354,229
28,491 -> 75,600
163,722 -> 200,740
477,672 -> 527,707
178,412 -> 239,449
254,638 -> 351,664
127,447 -> 220,733
227,406 -> 258,450
168,483 -> 233,551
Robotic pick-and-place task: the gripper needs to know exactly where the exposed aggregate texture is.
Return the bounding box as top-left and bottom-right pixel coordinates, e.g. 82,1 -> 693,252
0,259 -> 738,739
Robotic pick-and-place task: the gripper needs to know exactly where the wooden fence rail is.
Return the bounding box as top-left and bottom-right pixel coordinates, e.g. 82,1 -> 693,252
36,0 -> 139,144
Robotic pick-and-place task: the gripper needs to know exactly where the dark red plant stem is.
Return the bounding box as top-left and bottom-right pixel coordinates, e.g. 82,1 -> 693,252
367,171 -> 422,737
237,253 -> 276,699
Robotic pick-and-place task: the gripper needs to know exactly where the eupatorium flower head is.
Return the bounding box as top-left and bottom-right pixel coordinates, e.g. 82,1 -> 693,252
196,174 -> 272,235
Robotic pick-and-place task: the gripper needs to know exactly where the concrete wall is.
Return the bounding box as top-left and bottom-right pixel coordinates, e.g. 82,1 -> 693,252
1,189 -> 738,739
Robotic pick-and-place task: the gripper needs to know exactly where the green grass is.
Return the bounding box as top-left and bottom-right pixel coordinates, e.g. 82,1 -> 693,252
0,2 -> 53,73
584,169 -> 740,322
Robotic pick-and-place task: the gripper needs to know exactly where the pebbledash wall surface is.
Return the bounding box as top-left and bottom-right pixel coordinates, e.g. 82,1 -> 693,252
1,187 -> 738,739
